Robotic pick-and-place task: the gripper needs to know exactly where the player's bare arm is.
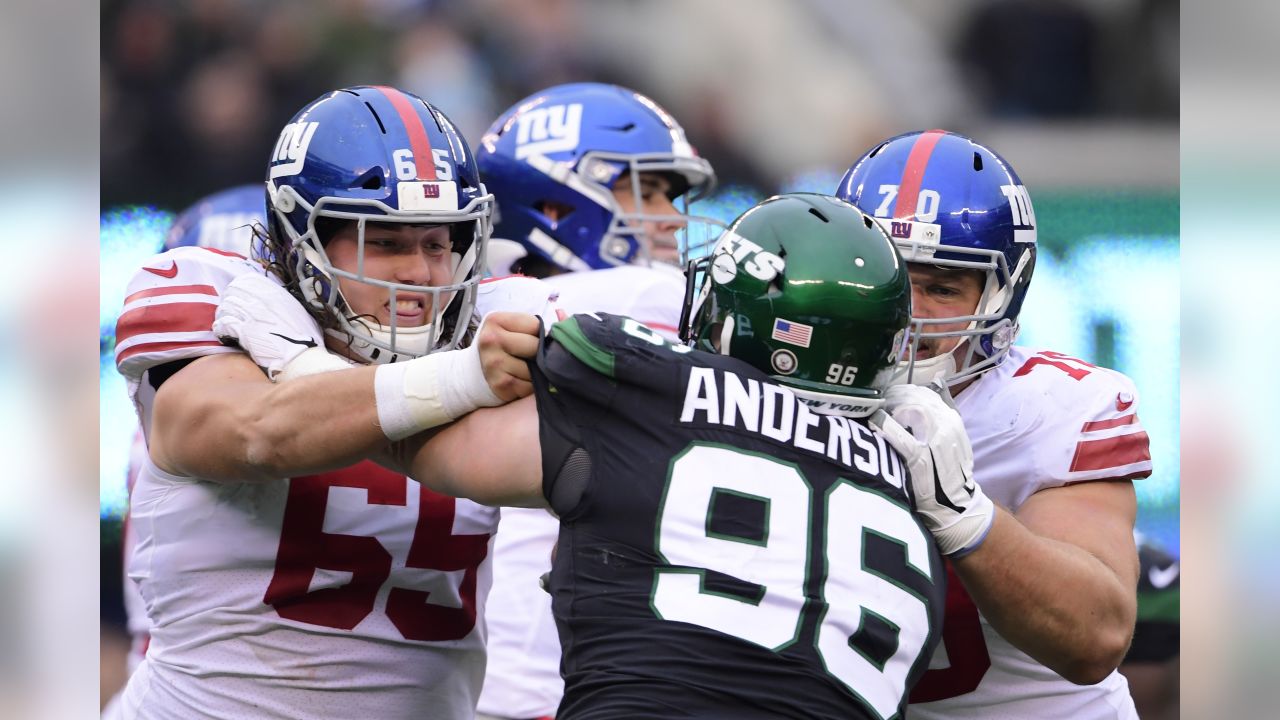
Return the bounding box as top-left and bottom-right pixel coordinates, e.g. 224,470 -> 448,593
182,272 -> 543,483
381,395 -> 545,509
148,353 -> 387,482
953,481 -> 1139,685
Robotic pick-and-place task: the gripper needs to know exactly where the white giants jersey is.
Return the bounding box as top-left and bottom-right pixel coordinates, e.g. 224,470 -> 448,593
907,346 -> 1151,720
113,247 -> 499,719
476,264 -> 684,718
542,264 -> 686,338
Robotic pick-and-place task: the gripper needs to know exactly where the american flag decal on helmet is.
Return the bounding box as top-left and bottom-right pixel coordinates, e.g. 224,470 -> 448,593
771,318 -> 813,348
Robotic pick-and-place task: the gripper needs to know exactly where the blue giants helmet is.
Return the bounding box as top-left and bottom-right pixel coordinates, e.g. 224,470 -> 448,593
835,129 -> 1037,387
265,86 -> 493,364
477,82 -> 720,274
164,184 -> 267,256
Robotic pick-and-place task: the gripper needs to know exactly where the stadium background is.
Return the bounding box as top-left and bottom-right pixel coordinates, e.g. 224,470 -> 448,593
98,0 -> 1178,704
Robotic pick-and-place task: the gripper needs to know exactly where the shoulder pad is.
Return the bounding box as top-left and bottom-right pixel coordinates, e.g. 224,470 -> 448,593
544,265 -> 685,341
1002,348 -> 1153,484
114,247 -> 263,383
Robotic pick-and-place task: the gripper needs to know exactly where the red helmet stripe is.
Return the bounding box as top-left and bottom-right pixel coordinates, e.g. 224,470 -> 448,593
892,129 -> 947,220
374,86 -> 437,181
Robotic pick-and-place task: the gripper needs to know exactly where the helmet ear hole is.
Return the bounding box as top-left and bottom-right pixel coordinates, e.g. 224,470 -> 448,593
354,169 -> 384,190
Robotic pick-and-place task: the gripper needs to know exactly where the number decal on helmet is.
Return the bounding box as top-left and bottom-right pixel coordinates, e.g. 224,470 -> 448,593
431,149 -> 454,181
393,149 -> 416,181
874,184 -> 939,222
825,364 -> 860,386
874,184 -> 898,216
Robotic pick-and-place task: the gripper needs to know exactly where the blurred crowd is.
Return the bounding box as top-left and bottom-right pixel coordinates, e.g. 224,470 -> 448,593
101,0 -> 1178,211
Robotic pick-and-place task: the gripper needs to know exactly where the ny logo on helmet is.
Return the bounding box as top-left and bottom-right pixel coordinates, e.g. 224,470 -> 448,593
999,184 -> 1037,231
270,121 -> 319,179
515,103 -> 583,159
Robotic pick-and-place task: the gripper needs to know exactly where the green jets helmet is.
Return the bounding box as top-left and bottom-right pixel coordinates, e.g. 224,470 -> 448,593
679,193 -> 911,417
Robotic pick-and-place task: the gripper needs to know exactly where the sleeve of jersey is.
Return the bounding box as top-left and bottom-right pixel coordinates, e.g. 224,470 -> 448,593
113,247 -> 255,387
1041,370 -> 1154,485
474,275 -> 565,330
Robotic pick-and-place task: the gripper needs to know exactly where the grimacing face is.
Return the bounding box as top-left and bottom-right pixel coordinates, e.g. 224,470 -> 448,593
324,222 -> 455,327
906,263 -> 984,360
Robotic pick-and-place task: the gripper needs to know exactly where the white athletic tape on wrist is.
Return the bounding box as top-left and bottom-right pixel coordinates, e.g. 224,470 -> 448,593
276,346 -> 352,382
374,342 -> 502,441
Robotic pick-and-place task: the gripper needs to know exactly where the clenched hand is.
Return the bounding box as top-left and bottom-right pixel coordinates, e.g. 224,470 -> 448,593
475,311 -> 542,402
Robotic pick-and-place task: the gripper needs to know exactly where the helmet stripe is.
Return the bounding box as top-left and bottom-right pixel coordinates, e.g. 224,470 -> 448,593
373,86 -> 438,181
892,129 -> 947,220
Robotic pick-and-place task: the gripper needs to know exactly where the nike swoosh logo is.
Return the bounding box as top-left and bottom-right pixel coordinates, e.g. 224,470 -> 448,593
930,449 -> 966,514
1148,561 -> 1179,589
269,333 -> 317,348
144,261 -> 179,278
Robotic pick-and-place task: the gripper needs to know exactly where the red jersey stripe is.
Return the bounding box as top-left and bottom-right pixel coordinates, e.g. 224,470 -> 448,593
116,340 -> 226,364
1069,431 -> 1151,473
124,284 -> 218,305
892,129 -> 947,219
116,302 -> 217,346
374,86 -> 437,181
201,247 -> 248,259
1081,414 -> 1137,433
1063,468 -> 1152,485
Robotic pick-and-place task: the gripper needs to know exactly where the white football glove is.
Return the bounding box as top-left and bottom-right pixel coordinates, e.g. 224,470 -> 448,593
870,384 -> 994,557
212,273 -> 349,381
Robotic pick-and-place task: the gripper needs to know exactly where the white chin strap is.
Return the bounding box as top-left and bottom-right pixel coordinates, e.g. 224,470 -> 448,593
902,351 -> 958,387
718,315 -> 735,355
342,323 -> 437,364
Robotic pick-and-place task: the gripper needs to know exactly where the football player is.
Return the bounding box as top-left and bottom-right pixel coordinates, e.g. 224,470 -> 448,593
836,130 -> 1151,719
472,81 -> 722,720
327,193 -> 981,719
113,86 -> 551,719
